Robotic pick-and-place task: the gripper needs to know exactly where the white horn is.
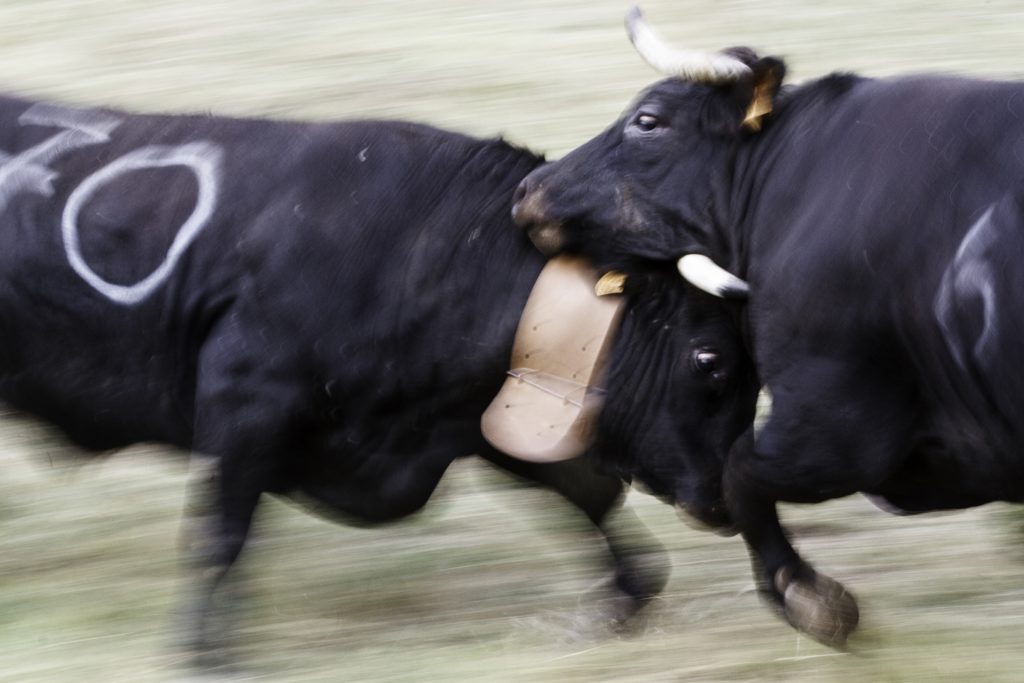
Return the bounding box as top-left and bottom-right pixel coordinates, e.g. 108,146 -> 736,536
625,7 -> 751,83
677,254 -> 749,299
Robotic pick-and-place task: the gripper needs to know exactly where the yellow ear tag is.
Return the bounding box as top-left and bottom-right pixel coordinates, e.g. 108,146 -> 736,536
595,270 -> 627,296
742,82 -> 774,132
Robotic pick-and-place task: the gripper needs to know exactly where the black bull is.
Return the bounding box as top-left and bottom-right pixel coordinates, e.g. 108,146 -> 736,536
514,40 -> 1024,645
0,95 -> 756,654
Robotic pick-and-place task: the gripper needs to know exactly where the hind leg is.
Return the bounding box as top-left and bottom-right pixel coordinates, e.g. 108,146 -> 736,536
481,449 -> 669,622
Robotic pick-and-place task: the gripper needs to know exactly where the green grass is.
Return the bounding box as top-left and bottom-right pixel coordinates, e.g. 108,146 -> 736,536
3,1 -> 1024,680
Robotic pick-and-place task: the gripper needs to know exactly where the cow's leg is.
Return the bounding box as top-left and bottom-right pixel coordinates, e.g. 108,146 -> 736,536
724,357 -> 915,647
181,418 -> 294,666
179,451 -> 265,664
181,327 -> 302,664
480,450 -> 669,623
724,429 -> 860,648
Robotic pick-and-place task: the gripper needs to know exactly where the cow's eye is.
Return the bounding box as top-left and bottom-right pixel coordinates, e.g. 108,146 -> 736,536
634,112 -> 661,132
691,348 -> 720,374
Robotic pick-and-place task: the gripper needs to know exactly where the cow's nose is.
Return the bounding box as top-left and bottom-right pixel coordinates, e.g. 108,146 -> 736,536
511,170 -> 566,255
511,174 -> 546,226
507,176 -> 532,224
511,177 -> 529,210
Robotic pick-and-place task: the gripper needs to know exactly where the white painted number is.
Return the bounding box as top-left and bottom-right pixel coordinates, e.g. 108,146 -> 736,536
0,104 -> 120,214
0,103 -> 223,305
62,143 -> 222,305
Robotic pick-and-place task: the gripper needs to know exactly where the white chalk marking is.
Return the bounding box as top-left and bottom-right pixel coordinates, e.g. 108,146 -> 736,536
61,142 -> 223,305
0,104 -> 121,213
934,205 -> 999,368
0,103 -> 225,304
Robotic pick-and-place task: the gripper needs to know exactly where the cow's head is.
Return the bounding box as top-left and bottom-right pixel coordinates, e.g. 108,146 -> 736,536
512,7 -> 785,298
598,268 -> 758,531
511,8 -> 775,528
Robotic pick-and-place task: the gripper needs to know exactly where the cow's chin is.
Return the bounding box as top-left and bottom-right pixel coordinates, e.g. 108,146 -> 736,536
525,222 -> 566,256
675,501 -> 737,536
631,476 -> 736,535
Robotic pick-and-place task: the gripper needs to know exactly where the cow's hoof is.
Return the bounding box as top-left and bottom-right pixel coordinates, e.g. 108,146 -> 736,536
189,648 -> 236,673
586,546 -> 669,630
600,592 -> 650,633
776,566 -> 859,648
614,546 -> 670,606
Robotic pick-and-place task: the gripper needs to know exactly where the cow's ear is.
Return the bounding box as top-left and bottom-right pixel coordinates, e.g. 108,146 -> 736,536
740,56 -> 786,132
702,51 -> 786,137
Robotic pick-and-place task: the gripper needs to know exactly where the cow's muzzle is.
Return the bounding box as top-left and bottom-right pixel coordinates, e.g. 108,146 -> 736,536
512,175 -> 566,256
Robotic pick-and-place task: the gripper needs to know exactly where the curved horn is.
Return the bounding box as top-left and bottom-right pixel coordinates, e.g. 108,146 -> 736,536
677,254 -> 749,299
625,7 -> 751,83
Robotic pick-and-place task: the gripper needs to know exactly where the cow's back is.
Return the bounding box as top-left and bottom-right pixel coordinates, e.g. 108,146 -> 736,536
0,96 -> 543,453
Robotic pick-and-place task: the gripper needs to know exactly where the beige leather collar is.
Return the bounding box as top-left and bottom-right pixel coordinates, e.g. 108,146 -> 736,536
482,256 -> 625,462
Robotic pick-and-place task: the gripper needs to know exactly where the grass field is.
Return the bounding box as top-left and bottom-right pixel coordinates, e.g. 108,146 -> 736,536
3,1 -> 1024,681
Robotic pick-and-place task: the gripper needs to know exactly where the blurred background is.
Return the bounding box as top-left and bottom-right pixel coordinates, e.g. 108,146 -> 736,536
2,1 -> 1024,680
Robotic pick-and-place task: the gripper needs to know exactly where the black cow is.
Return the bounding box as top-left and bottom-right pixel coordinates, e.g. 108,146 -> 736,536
513,7 -> 1024,646
0,93 -> 756,660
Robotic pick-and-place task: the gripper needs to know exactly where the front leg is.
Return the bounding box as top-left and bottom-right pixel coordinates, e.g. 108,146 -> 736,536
724,357 -> 916,646
180,323 -> 305,666
480,449 -> 669,623
725,429 -> 858,647
179,453 -> 263,665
